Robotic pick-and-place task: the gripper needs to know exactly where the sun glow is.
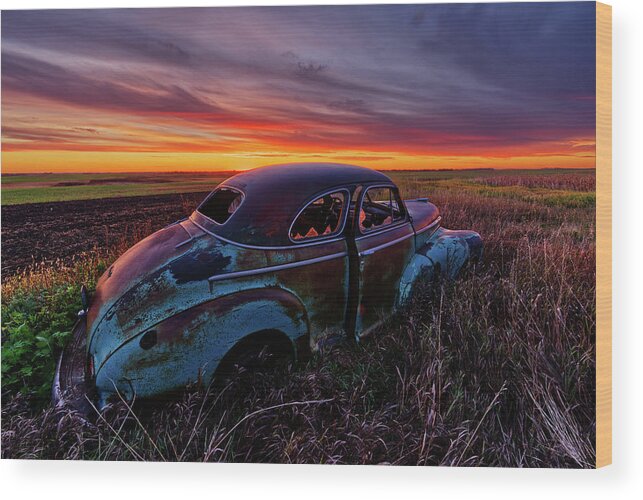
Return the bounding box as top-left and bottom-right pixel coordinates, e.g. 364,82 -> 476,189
1,6 -> 596,174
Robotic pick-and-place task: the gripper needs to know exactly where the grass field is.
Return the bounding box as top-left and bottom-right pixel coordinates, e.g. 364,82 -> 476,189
1,168 -> 595,205
1,168 -> 596,466
1,172 -> 233,205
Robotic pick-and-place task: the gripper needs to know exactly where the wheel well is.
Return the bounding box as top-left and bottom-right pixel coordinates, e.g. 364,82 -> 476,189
213,329 -> 295,380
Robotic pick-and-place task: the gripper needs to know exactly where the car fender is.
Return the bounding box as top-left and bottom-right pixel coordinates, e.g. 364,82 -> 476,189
94,286 -> 309,404
397,227 -> 482,306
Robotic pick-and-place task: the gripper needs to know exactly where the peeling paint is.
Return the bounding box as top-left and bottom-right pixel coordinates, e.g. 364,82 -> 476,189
169,251 -> 232,284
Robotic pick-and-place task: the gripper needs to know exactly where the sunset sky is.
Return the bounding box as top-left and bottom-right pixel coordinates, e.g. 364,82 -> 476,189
1,3 -> 596,173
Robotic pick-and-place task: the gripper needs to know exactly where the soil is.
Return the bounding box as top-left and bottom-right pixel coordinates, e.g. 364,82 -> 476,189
1,192 -> 209,278
56,177 -> 174,187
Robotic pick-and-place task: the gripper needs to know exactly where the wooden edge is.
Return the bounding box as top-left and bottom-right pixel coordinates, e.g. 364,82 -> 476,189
595,1 -> 612,468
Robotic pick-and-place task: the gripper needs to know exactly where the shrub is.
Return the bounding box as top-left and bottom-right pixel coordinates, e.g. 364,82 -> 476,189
1,256 -> 107,405
2,285 -> 79,404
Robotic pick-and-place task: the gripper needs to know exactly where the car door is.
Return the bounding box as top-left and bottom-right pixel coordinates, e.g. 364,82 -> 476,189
350,185 -> 416,339
274,188 -> 352,349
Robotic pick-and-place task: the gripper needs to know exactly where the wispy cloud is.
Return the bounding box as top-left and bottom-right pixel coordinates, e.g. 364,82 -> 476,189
1,4 -> 596,172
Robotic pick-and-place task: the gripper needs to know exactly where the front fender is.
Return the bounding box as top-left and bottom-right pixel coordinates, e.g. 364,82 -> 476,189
397,227 -> 482,305
94,287 -> 309,405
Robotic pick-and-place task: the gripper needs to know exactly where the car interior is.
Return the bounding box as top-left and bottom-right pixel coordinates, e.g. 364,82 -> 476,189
290,192 -> 345,240
359,187 -> 403,231
290,187 -> 406,240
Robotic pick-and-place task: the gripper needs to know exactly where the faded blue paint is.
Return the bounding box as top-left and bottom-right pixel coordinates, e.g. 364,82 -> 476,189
398,227 -> 482,306
94,288 -> 308,406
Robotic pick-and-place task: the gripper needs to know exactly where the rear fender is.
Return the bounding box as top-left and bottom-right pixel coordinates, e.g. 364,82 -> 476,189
94,287 -> 309,404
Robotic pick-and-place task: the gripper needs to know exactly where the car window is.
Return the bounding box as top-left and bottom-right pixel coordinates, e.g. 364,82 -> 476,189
290,191 -> 346,241
359,186 -> 404,232
197,187 -> 244,224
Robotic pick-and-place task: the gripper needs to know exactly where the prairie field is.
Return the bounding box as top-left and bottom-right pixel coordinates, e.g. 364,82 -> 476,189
0,172 -> 233,205
1,168 -> 596,466
1,168 -> 593,206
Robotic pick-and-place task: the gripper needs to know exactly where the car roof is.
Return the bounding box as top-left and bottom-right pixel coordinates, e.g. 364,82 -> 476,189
198,163 -> 393,247
224,162 -> 391,194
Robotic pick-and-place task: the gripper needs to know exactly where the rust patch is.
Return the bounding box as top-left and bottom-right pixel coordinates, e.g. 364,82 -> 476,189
141,286 -> 309,347
208,287 -> 306,319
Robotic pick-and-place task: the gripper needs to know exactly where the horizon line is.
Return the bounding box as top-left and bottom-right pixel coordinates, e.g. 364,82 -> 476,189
1,166 -> 597,176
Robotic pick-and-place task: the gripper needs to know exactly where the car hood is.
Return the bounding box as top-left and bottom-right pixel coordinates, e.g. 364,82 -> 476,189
406,199 -> 440,231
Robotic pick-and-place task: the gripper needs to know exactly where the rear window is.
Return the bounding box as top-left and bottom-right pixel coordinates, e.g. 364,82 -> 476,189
290,191 -> 346,241
197,187 -> 244,224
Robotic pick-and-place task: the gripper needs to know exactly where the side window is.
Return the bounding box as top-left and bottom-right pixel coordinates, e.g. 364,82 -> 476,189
359,186 -> 405,232
290,191 -> 346,241
390,192 -> 404,223
197,187 -> 243,224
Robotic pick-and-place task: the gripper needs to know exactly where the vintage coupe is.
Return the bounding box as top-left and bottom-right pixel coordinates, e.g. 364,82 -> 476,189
53,163 -> 482,411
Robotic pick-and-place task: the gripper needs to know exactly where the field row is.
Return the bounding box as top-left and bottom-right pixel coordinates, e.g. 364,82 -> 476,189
1,169 -> 595,205
0,192 -> 207,277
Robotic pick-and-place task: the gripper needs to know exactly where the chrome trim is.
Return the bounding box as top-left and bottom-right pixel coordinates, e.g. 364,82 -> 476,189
195,184 -> 245,227
174,233 -> 206,249
208,251 -> 348,282
287,187 -> 351,245
358,232 -> 415,257
414,216 -> 442,236
190,215 -> 347,251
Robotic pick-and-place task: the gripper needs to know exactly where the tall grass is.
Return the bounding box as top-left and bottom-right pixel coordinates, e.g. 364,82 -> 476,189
1,174 -> 596,466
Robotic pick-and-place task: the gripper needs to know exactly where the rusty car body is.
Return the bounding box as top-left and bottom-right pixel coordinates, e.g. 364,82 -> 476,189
53,163 -> 482,411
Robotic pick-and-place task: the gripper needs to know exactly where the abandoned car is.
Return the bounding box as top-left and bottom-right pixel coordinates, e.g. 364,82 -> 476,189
53,163 -> 482,411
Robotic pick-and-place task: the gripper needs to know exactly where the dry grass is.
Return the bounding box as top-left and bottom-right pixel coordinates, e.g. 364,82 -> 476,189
470,173 -> 596,191
1,173 -> 596,466
1,220 -> 158,302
